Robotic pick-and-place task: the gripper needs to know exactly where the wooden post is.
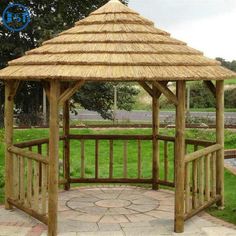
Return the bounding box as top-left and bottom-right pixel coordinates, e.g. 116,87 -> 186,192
152,84 -> 159,190
174,80 -> 186,233
4,81 -> 15,209
216,80 -> 224,208
63,100 -> 70,190
48,80 -> 60,236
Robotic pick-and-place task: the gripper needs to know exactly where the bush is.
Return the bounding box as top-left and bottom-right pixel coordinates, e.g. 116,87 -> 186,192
190,82 -> 215,108
225,88 -> 236,108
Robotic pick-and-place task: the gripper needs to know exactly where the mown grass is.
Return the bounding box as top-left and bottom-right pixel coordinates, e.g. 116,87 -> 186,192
0,128 -> 236,224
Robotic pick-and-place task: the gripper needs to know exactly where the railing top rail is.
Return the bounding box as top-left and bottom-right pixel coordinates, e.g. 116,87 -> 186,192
14,136 -> 65,148
184,144 -> 222,163
185,138 -> 215,147
69,134 -> 153,140
8,146 -> 49,164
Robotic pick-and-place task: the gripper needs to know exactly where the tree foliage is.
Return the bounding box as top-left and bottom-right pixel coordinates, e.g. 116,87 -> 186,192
0,0 -> 141,126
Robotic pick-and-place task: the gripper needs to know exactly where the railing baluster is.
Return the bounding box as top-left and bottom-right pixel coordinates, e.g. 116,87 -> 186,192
27,158 -> 33,207
41,163 -> 47,215
38,144 -> 42,189
138,140 -> 142,179
33,161 -> 39,211
185,162 -> 190,213
199,156 -> 204,205
123,140 -> 128,178
164,141 -> 168,181
205,154 -> 210,201
95,140 -> 99,179
192,159 -> 198,209
211,152 -> 216,198
19,156 -> 25,203
109,140 -> 113,179
81,140 -> 85,178
13,154 -> 19,200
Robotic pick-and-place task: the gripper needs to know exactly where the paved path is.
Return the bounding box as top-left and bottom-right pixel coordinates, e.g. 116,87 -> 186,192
72,110 -> 236,124
0,186 -> 236,235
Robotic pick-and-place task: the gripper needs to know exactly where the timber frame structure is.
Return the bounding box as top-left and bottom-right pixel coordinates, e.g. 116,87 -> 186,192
1,0 -> 236,235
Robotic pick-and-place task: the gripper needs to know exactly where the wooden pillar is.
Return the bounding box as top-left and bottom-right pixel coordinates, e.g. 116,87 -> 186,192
216,80 -> 224,208
63,100 -> 70,190
48,80 -> 60,236
174,80 -> 186,233
4,81 -> 15,209
152,84 -> 159,190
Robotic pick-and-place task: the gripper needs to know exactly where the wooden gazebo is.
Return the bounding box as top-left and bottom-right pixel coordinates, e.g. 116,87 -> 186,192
1,0 -> 235,235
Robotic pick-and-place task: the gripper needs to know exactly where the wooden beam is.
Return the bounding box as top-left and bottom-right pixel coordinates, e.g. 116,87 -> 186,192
59,80 -> 84,105
174,81 -> 186,233
152,84 -> 160,190
4,81 -> 18,209
204,81 -> 216,98
216,80 -> 224,208
48,80 -> 60,236
153,81 -> 178,105
138,82 -> 153,97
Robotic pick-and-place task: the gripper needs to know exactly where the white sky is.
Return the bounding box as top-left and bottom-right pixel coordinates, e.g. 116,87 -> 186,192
129,0 -> 236,61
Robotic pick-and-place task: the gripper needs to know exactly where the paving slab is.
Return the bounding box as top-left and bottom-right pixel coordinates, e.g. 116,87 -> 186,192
0,186 -> 235,235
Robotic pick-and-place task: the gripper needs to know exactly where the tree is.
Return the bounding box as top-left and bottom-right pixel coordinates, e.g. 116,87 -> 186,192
75,82 -> 139,120
0,0 -> 140,127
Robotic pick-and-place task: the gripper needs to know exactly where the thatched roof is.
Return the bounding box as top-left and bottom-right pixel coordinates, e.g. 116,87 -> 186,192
0,0 -> 235,81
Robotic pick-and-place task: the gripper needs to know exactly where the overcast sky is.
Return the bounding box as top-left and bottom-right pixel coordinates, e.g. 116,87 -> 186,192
129,0 -> 236,61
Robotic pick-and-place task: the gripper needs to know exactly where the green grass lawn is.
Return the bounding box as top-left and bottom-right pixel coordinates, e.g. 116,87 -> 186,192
0,128 -> 236,224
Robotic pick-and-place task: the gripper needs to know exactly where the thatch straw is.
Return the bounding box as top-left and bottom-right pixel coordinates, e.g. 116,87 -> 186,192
0,0 -> 235,81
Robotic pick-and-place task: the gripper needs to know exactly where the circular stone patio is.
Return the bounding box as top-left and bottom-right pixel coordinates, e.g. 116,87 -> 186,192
0,186 -> 236,236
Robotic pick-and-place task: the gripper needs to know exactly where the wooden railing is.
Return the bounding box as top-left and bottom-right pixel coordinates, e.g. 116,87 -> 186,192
7,145 -> 49,225
184,144 -> 222,220
13,135 -> 215,190
69,134 -> 154,184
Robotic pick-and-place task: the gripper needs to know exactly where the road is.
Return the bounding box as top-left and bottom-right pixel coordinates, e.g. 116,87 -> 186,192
71,110 -> 236,124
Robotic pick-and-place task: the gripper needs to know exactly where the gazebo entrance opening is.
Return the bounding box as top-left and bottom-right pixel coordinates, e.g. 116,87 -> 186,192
4,80 -> 224,234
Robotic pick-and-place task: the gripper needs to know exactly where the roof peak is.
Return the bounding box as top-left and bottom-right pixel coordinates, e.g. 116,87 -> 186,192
109,0 -> 121,3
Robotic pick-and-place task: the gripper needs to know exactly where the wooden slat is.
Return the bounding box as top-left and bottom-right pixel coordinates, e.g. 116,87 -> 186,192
138,140 -> 142,179
123,140 -> 128,178
192,159 -> 198,209
204,81 -> 216,98
184,195 -> 221,221
81,140 -> 85,178
41,163 -> 47,215
70,178 -> 175,186
27,158 -> 33,207
38,145 -> 42,188
69,134 -> 152,140
185,163 -> 190,214
211,152 -> 216,198
19,156 -> 25,203
184,144 -> 222,163
164,141 -> 168,181
8,146 -> 49,164
138,81 -> 153,97
153,81 -> 178,105
205,154 -> 210,201
33,161 -> 40,211
199,157 -> 204,205
109,140 -> 113,179
8,198 -> 48,225
13,155 -> 19,200
95,140 -> 99,179
59,80 -> 85,105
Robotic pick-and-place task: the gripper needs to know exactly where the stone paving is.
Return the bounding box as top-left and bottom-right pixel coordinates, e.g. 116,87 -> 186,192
0,186 -> 236,235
